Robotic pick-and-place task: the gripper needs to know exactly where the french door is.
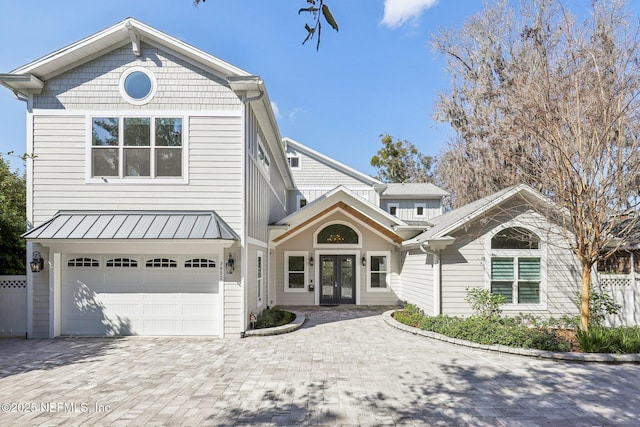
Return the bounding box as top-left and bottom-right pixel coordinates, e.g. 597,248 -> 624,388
319,255 -> 356,304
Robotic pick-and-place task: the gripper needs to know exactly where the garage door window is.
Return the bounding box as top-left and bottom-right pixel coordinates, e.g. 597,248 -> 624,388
67,258 -> 99,267
145,258 -> 177,268
185,258 -> 216,268
106,258 -> 138,268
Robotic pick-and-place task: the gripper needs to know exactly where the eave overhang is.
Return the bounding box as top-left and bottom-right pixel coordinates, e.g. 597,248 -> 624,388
0,73 -> 45,96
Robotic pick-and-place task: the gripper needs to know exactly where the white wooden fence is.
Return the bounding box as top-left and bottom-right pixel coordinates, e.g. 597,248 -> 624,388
0,275 -> 27,337
599,274 -> 640,327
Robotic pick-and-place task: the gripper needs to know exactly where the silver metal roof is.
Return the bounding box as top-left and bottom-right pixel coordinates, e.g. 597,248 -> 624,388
23,211 -> 239,240
379,183 -> 449,198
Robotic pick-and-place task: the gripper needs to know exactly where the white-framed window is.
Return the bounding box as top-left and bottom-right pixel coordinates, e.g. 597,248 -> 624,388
119,67 -> 157,105
90,116 -> 184,182
366,251 -> 391,292
257,250 -> 264,306
257,136 -> 270,175
488,227 -> 544,306
415,203 -> 426,218
388,203 -> 399,217
314,221 -> 362,249
287,154 -> 301,169
297,195 -> 307,211
285,251 -> 307,292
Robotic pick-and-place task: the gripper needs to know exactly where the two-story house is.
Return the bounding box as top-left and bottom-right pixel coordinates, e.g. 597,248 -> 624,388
1,18 -> 588,338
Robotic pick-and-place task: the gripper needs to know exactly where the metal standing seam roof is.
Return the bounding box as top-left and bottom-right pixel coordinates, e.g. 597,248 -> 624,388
22,211 -> 240,240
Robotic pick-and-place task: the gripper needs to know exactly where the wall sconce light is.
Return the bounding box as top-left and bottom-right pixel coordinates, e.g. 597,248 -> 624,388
309,256 -> 314,267
30,251 -> 44,273
225,253 -> 235,274
361,256 -> 367,267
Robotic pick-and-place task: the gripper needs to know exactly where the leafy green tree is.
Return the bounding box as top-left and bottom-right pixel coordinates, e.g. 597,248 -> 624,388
370,134 -> 434,183
193,0 -> 339,49
0,156 -> 26,274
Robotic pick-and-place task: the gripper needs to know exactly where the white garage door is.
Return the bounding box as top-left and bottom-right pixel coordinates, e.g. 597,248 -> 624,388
61,255 -> 220,336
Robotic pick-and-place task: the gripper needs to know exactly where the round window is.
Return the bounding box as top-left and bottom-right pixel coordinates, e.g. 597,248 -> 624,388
119,68 -> 156,105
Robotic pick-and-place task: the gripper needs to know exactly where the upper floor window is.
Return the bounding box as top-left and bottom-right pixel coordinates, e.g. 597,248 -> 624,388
415,203 -> 426,218
317,224 -> 359,244
119,67 -> 156,105
287,154 -> 300,169
388,203 -> 399,217
91,117 -> 183,180
490,227 -> 541,305
257,136 -> 270,174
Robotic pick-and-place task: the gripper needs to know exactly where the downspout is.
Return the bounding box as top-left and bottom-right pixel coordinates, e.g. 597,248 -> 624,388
420,244 -> 441,316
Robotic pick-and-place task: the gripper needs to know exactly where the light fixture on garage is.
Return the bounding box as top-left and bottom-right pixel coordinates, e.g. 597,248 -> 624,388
361,256 -> 367,267
309,256 -> 314,267
30,251 -> 44,273
225,253 -> 235,274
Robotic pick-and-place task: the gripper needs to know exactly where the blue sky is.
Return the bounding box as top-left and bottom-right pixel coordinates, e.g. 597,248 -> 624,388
1,0 -> 638,175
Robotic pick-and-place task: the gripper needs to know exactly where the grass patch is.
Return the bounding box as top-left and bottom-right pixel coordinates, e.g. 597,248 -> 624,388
254,307 -> 296,329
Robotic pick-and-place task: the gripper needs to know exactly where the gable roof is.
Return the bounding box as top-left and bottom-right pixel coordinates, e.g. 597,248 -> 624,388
271,185 -> 409,245
0,18 -> 295,190
379,183 -> 449,199
1,17 -> 249,95
23,211 -> 239,241
283,137 -> 382,187
404,184 -> 559,249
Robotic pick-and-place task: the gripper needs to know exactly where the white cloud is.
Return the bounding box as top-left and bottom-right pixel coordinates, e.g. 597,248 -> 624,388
271,101 -> 281,120
289,107 -> 304,122
380,0 -> 439,29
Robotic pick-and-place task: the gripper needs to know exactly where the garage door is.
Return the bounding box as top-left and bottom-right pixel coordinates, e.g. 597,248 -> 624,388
61,255 -> 220,336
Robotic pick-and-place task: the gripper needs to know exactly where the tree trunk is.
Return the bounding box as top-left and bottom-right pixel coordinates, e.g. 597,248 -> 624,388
580,263 -> 591,331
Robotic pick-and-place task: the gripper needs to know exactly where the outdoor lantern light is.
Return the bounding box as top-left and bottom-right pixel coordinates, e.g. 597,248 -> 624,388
30,251 -> 44,273
309,256 -> 314,267
225,253 -> 235,274
361,256 -> 367,267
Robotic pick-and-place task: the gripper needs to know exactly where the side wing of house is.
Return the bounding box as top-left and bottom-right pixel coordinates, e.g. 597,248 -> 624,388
400,185 -> 581,318
283,137 -> 381,209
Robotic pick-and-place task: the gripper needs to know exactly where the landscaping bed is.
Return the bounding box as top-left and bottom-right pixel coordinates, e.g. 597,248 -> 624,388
393,304 -> 640,354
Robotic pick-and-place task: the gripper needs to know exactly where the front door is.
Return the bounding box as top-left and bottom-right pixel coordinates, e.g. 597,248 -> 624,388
320,255 -> 356,304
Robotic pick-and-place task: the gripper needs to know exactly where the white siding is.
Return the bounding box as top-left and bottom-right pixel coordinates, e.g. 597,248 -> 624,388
399,249 -> 434,314
245,110 -> 286,242
31,115 -> 243,230
34,44 -> 242,111
294,186 -> 379,209
440,206 -> 581,318
381,199 -> 441,222
274,211 -> 400,306
31,244 -> 50,338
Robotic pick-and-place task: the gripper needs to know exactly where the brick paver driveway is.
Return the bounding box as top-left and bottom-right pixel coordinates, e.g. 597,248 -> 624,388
1,306 -> 639,426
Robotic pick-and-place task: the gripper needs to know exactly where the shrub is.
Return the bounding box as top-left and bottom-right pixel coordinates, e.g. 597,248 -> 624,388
465,287 -> 506,319
576,326 -> 640,353
254,307 -> 295,329
575,282 -> 621,327
393,306 -> 570,352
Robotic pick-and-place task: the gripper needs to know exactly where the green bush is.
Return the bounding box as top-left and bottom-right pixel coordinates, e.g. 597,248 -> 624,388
393,304 -> 570,352
465,287 -> 506,319
576,326 -> 640,353
254,307 -> 295,329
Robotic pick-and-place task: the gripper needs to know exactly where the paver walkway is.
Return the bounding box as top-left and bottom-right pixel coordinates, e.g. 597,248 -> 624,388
1,306 -> 639,426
